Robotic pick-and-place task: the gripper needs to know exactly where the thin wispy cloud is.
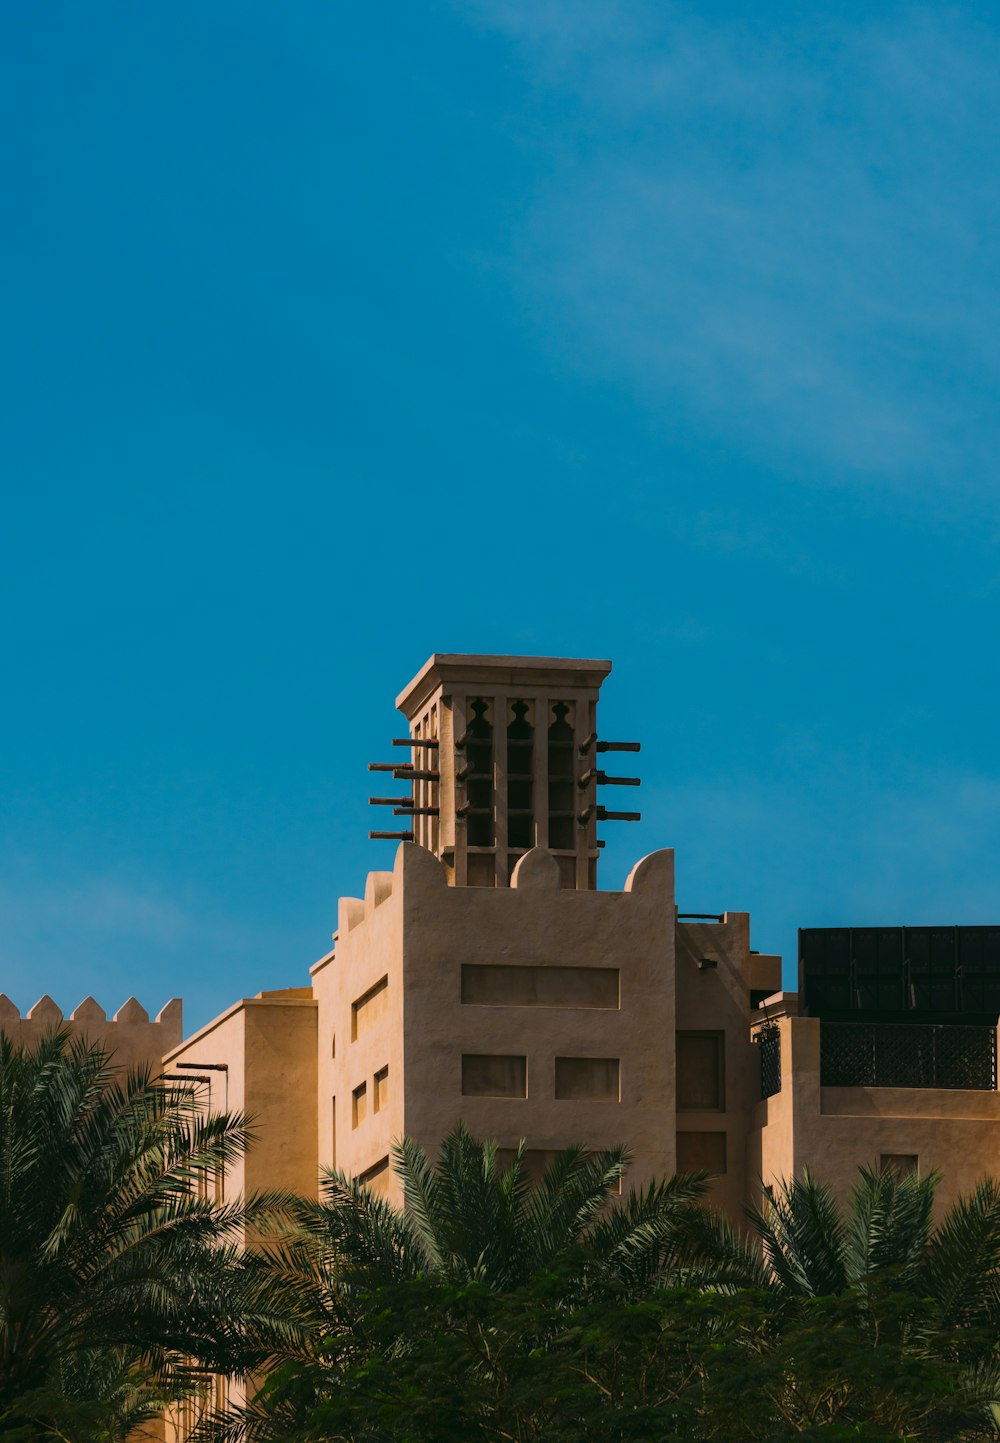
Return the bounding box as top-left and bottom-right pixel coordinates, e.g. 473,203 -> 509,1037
0,873 -> 189,950
0,868 -> 300,1027
465,3 -> 1000,500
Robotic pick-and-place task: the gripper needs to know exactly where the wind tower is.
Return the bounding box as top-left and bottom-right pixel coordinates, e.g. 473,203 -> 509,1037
368,654 -> 641,888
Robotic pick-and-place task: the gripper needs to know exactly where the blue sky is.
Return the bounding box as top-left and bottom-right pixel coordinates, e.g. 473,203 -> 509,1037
2,1 -> 999,1033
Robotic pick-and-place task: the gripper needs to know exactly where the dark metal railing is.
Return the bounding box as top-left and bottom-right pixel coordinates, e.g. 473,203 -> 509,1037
821,1021 -> 997,1090
756,1026 -> 781,1099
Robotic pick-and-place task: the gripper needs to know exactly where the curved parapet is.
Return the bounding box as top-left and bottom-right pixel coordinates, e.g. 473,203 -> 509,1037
395,841 -> 448,889
511,847 -> 561,891
338,897 -> 366,933
364,870 -> 394,912
624,848 -> 675,899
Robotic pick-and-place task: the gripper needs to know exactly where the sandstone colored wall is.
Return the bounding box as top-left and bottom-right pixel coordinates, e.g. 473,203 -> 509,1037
311,864 -> 405,1199
162,989 -> 318,1206
399,843 -> 677,1193
313,842 -> 678,1203
675,915 -> 764,1218
0,991 -> 182,1071
752,1012 -> 1000,1217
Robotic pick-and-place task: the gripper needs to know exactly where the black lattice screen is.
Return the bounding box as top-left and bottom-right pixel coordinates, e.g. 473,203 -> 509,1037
756,1026 -> 781,1099
821,1022 -> 996,1090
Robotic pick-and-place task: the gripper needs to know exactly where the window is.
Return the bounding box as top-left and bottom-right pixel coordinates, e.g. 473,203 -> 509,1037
352,977 -> 388,1041
464,698 -> 495,847
547,701 -> 576,849
555,1057 -> 620,1101
676,1131 -> 727,1175
506,700 -> 534,851
461,1054 -> 527,1098
374,1066 -> 388,1113
461,964 -> 619,1009
330,1097 -> 337,1168
676,1032 -> 725,1111
352,1082 -> 367,1128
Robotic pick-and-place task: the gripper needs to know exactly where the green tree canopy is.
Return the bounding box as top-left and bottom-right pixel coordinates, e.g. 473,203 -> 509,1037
0,1029 -> 304,1441
237,1136 -> 1000,1443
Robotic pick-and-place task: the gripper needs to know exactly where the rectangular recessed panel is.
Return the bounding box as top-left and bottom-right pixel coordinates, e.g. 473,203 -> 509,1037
461,963 -> 619,1009
467,853 -> 496,887
676,1032 -> 724,1111
358,1156 -> 390,1194
352,1082 -> 367,1129
351,976 -> 389,1041
555,1056 -> 620,1100
461,1054 -> 527,1098
496,1147 -> 558,1182
495,1147 -> 622,1193
880,1154 -> 918,1177
676,1131 -> 727,1176
374,1065 -> 388,1113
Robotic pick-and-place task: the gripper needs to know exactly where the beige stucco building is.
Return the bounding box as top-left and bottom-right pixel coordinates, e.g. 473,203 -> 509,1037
159,654 -> 783,1217
8,651 -> 1000,1439
5,651 -> 1000,1227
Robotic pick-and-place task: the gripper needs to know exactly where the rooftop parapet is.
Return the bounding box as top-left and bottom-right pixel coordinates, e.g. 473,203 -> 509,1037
0,993 -> 183,1068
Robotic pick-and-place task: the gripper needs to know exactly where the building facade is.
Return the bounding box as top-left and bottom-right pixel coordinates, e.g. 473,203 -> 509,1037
5,652 -> 999,1226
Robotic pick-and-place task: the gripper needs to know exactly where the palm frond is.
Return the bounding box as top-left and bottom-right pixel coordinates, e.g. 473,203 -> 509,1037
843,1164 -> 936,1292
924,1176 -> 1000,1328
746,1169 -> 848,1297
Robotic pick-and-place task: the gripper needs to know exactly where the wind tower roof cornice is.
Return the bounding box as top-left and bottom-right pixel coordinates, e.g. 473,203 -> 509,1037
397,654 -> 613,718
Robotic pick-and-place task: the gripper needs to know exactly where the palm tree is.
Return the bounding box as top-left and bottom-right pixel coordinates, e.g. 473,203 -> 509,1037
225,1142 -> 1000,1441
749,1165 -> 1000,1320
700,1165 -> 1000,1438
305,1124 -> 709,1295
0,1028 -> 304,1441
223,1125 -> 712,1442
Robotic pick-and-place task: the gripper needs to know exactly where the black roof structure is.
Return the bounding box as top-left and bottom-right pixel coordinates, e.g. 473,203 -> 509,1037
799,926 -> 1000,1024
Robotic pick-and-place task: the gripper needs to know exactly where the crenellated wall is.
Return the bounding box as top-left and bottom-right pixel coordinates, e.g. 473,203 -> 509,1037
0,992 -> 183,1071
